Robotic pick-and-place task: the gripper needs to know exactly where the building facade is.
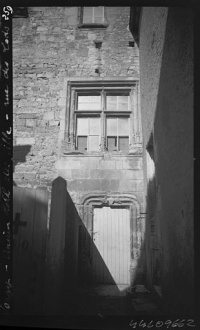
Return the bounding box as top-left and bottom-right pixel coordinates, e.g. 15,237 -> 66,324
13,7 -> 145,288
130,7 -> 194,315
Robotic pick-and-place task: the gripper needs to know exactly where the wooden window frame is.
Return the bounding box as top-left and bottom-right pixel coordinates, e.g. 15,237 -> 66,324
75,89 -> 131,153
78,7 -> 108,29
63,78 -> 142,155
106,117 -> 130,152
76,116 -> 101,152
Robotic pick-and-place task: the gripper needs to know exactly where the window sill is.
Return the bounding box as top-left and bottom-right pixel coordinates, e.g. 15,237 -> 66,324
78,23 -> 108,29
62,150 -> 142,157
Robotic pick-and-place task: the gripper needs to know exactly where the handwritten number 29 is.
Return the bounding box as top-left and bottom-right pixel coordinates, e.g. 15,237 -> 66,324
2,6 -> 13,20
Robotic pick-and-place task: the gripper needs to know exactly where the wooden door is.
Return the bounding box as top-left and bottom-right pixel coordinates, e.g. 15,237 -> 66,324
92,206 -> 130,285
13,186 -> 48,315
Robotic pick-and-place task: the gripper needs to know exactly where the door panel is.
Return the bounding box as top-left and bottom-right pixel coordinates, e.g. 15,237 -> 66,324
13,186 -> 48,315
92,206 -> 130,285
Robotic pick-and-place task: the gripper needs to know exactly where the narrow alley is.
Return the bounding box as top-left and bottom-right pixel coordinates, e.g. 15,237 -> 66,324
69,284 -> 161,316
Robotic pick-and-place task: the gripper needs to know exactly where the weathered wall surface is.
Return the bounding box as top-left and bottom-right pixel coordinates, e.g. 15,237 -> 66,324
139,7 -> 193,314
139,7 -> 168,149
55,155 -> 144,204
13,7 -> 139,190
139,8 -> 168,291
13,7 -> 145,283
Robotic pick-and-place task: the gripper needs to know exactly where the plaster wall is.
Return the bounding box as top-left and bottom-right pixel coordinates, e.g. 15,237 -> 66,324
139,7 -> 193,314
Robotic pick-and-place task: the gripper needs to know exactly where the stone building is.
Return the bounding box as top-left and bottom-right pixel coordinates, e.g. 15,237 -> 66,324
130,7 -> 194,315
13,7 -> 145,290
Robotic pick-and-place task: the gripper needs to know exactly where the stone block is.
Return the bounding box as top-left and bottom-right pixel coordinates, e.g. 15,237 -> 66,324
123,170 -> 144,180
58,98 -> 66,106
98,179 -> 111,191
122,158 -> 143,170
56,159 -> 81,170
110,180 -> 120,191
16,137 -> 35,145
99,160 -> 115,169
115,161 -> 123,169
59,90 -> 67,98
46,156 -> 56,163
130,180 -> 144,192
14,179 -> 28,186
88,32 -> 97,40
47,36 -> 55,42
16,118 -> 26,125
37,26 -> 48,32
40,149 -> 53,156
103,170 -> 124,180
89,169 -> 105,179
67,180 -> 77,191
81,159 -> 100,170
43,111 -> 54,121
18,113 -> 38,119
23,172 -> 36,180
26,119 -> 36,127
16,126 -> 33,132
39,35 -> 47,41
49,120 -> 60,126
58,169 -> 72,180
13,172 -> 24,179
66,35 -> 75,41
16,165 -> 34,172
71,169 -> 91,179
118,180 -> 132,191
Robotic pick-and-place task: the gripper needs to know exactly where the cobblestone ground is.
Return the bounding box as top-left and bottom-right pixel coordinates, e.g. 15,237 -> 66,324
70,284 -> 162,316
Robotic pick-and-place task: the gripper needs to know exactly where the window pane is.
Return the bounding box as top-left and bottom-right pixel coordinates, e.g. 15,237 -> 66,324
78,95 -> 101,110
118,118 -> 129,135
83,7 -> 93,23
77,118 -> 88,135
107,96 -> 117,110
119,137 -> 129,152
83,16 -> 92,23
106,103 -> 116,110
89,117 -> 100,135
88,136 -> 99,151
106,95 -> 129,110
94,7 -> 104,16
118,96 -> 129,103
107,118 -> 117,135
107,137 -> 117,151
94,16 -> 104,23
77,136 -> 87,152
119,102 -> 129,110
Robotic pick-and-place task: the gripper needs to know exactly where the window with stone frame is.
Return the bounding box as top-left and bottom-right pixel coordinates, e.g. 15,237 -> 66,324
78,7 -> 107,28
63,79 -> 142,154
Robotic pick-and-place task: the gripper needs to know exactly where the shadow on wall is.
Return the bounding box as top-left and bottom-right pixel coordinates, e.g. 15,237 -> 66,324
13,145 -> 32,184
43,176 -> 148,316
43,176 -> 123,316
143,7 -> 194,316
12,184 -> 48,316
11,174 -> 149,321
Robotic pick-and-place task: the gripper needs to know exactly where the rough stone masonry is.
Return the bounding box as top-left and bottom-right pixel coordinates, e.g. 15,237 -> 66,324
13,7 -> 140,192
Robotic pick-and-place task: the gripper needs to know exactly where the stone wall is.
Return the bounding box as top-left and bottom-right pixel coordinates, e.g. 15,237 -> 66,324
13,7 -> 140,190
55,154 -> 144,205
13,7 -> 145,283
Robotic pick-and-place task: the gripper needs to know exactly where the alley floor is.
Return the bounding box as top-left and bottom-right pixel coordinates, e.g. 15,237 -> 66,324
70,284 -> 162,316
5,285 -> 162,329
